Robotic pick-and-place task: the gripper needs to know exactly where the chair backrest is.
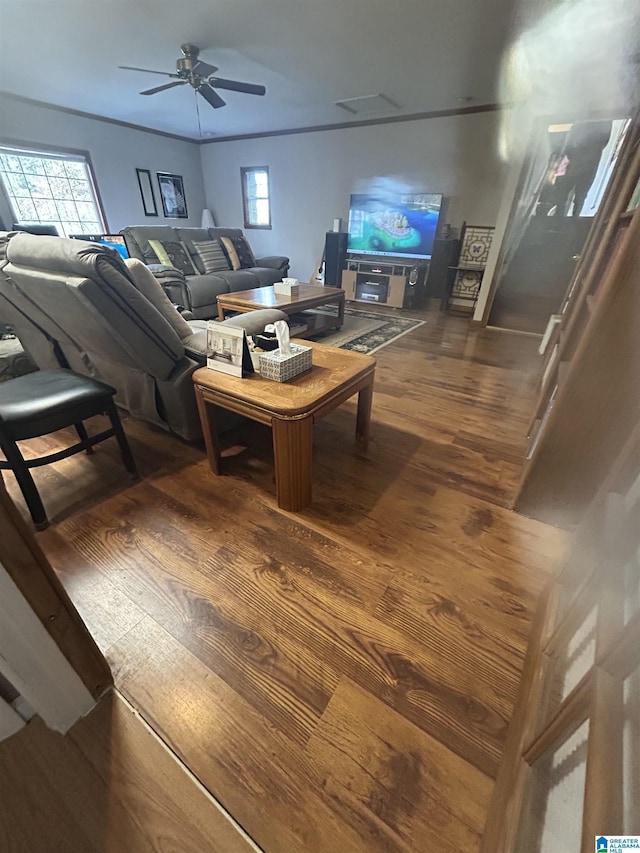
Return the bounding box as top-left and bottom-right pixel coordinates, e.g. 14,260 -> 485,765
3,233 -> 185,382
0,232 -> 78,371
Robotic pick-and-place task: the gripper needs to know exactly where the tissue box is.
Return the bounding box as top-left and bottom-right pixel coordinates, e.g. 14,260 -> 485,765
274,280 -> 300,296
258,343 -> 312,382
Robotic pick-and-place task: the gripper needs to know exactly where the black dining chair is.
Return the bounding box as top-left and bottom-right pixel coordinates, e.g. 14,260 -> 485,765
0,368 -> 137,529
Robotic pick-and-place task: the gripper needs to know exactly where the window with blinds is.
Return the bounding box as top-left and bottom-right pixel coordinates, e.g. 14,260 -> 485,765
0,145 -> 105,237
241,166 -> 271,230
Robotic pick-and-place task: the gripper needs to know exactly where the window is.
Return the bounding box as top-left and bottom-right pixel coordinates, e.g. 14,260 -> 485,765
241,166 -> 271,229
0,144 -> 105,237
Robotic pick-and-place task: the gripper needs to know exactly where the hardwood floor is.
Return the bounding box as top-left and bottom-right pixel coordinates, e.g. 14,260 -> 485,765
0,690 -> 257,852
3,310 -> 567,852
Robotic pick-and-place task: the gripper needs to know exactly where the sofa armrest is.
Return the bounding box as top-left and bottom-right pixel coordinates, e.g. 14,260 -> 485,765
254,256 -> 289,272
220,308 -> 288,336
147,265 -> 192,311
146,263 -> 184,278
182,309 -> 288,363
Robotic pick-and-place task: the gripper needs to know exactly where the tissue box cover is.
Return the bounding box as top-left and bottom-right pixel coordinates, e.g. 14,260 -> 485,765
274,281 -> 300,296
259,343 -> 312,382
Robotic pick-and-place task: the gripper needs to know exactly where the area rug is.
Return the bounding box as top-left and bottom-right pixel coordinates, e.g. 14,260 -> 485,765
299,305 -> 426,354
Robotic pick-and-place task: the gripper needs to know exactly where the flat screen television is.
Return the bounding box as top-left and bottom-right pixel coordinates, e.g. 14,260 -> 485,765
69,234 -> 129,260
347,192 -> 443,261
13,223 -> 60,236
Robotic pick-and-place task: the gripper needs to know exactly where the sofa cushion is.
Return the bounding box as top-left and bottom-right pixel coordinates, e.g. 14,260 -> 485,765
250,267 -> 286,287
212,269 -> 259,291
188,273 -> 231,305
148,239 -> 196,276
207,227 -> 244,240
124,259 -> 192,340
192,239 -> 231,274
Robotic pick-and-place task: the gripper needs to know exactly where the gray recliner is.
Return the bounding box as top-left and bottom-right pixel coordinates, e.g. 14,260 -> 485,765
122,225 -> 290,319
0,233 -> 287,441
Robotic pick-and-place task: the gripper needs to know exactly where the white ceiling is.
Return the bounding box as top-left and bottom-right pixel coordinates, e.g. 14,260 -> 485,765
0,0 -> 520,140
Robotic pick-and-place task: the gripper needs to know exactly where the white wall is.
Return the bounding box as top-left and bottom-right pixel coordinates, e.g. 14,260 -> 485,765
199,110 -> 509,280
0,95 -> 205,233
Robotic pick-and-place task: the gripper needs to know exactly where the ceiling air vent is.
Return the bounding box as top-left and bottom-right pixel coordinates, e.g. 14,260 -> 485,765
334,93 -> 399,116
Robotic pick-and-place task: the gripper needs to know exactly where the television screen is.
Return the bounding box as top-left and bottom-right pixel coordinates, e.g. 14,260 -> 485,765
347,192 -> 442,260
13,223 -> 59,236
69,234 -> 129,260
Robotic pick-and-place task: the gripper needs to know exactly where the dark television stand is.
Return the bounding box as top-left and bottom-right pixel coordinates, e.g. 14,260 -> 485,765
341,257 -> 417,309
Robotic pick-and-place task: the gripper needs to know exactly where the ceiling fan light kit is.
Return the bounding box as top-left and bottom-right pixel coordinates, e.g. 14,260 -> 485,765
119,44 -> 266,110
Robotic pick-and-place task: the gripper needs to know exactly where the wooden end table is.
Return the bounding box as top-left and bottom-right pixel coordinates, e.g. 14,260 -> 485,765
192,341 -> 375,511
216,284 -> 345,339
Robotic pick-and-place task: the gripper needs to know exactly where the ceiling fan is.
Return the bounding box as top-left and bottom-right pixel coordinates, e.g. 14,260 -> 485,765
119,44 -> 266,109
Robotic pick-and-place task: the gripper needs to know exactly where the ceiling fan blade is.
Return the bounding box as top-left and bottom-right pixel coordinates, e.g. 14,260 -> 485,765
209,77 -> 266,96
198,84 -> 226,109
119,65 -> 179,77
141,81 -> 187,96
192,60 -> 218,78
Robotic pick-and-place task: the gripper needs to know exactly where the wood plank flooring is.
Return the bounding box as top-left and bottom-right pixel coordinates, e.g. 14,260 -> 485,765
2,310 -> 568,852
0,690 -> 257,853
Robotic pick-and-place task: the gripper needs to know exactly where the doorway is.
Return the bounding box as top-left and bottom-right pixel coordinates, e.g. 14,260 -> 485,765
488,117 -> 630,334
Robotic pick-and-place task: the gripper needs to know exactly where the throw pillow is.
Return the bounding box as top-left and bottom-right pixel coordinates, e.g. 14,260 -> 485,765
192,239 -> 231,274
220,236 -> 241,271
148,239 -> 171,267
148,239 -> 196,277
225,235 -> 256,269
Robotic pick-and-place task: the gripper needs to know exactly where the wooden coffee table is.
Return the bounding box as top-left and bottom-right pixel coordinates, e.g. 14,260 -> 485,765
192,341 -> 375,511
216,283 -> 345,339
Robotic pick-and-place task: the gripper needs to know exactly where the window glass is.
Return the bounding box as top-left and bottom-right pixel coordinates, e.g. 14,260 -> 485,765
0,145 -> 104,237
242,166 -> 271,229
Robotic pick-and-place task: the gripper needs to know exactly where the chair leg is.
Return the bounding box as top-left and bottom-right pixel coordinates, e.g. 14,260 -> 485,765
74,421 -> 94,454
0,435 -> 49,530
105,401 -> 138,478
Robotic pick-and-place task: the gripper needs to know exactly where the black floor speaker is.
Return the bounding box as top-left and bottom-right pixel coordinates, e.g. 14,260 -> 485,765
324,231 -> 348,287
404,263 -> 429,308
426,238 -> 460,303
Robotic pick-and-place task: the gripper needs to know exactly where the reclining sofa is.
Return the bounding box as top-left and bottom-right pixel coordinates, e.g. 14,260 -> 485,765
121,225 -> 290,320
0,232 -> 287,440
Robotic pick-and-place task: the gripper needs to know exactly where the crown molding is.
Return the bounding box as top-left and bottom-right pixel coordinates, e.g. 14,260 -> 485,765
198,103 -> 503,145
0,90 -> 503,146
0,91 -> 197,144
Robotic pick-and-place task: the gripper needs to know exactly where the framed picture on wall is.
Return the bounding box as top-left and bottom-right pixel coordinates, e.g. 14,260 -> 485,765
136,168 -> 158,217
157,172 -> 188,219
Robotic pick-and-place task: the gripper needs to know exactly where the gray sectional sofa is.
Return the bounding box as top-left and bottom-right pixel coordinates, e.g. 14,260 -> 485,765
121,225 -> 290,319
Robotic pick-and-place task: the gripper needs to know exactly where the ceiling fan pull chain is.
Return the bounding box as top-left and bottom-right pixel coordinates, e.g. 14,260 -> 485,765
195,89 -> 202,139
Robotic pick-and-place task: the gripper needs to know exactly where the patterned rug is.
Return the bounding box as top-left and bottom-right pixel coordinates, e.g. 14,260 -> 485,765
300,304 -> 426,354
